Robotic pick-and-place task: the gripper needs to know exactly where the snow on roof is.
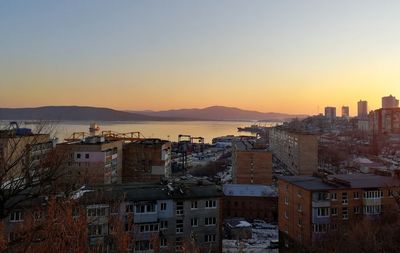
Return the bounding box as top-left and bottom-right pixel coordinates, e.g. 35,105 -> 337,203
236,221 -> 252,228
226,218 -> 252,228
353,157 -> 374,164
71,186 -> 93,200
223,184 -> 277,197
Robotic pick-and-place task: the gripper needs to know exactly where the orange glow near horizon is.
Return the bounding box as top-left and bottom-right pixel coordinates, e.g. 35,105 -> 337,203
1,60 -> 399,116
1,1 -> 400,116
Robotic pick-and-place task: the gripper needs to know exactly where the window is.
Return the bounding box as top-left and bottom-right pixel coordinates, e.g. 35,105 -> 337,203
317,192 -> 329,201
342,207 -> 348,220
160,238 -> 167,248
176,201 -> 184,215
284,196 -> 289,205
176,237 -> 183,251
331,223 -> 338,231
191,201 -> 198,209
85,153 -> 89,159
8,232 -> 20,242
205,200 -> 216,208
313,224 -> 328,233
88,224 -> 103,236
317,207 -> 330,217
331,208 -> 338,216
363,205 -> 381,214
136,203 -> 156,214
204,234 -> 216,242
297,218 -> 302,227
297,189 -> 302,198
284,210 -> 289,220
364,190 -> 383,199
87,207 -> 107,217
160,220 -> 168,230
160,202 -> 167,211
139,224 -> 159,233
354,206 -> 360,214
9,211 -> 23,222
353,192 -> 360,199
331,193 -> 337,200
191,218 -> 198,227
135,240 -> 153,251
342,192 -> 348,205
205,217 -> 216,226
297,204 -> 303,212
176,220 -> 183,233
76,153 -> 81,159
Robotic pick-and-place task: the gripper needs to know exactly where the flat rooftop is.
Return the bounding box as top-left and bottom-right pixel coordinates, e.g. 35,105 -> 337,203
59,136 -> 121,145
76,181 -> 222,203
279,174 -> 400,190
223,184 -> 277,197
233,140 -> 268,151
126,138 -> 170,146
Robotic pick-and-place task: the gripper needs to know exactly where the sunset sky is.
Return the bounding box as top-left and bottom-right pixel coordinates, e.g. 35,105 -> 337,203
1,0 -> 400,115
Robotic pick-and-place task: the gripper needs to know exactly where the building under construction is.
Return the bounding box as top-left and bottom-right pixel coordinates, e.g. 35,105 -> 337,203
122,138 -> 172,183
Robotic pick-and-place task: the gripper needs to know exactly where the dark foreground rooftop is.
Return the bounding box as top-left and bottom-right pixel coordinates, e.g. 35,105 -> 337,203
278,174 -> 400,190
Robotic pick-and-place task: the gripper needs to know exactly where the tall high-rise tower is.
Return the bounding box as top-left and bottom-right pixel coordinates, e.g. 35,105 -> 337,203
357,100 -> 368,118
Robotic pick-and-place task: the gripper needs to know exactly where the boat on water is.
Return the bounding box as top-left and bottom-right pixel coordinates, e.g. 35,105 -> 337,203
237,124 -> 263,133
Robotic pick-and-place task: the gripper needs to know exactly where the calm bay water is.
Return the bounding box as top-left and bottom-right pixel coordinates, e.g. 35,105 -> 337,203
1,121 -> 280,143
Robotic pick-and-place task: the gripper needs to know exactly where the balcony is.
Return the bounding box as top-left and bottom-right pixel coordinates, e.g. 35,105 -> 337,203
134,212 -> 158,224
312,200 -> 330,208
312,215 -> 330,224
363,198 -> 381,206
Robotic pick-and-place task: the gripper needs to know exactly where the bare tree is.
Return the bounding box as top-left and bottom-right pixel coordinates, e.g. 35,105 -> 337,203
0,121 -> 69,220
308,189 -> 400,253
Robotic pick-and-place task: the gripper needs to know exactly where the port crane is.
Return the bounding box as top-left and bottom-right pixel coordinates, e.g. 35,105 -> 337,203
176,135 -> 205,171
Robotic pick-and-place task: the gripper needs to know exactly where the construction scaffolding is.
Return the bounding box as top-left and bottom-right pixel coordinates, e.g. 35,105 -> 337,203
64,131 -> 146,142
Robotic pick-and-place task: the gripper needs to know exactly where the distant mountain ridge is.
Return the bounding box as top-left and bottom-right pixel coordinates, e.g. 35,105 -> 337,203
0,106 -> 170,121
0,105 -> 308,122
132,106 -> 308,121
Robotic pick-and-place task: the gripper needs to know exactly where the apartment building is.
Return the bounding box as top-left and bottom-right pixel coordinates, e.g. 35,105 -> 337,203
232,140 -> 272,184
341,106 -> 349,119
357,100 -> 368,118
369,107 -> 400,136
324,107 -> 336,121
223,184 -> 277,222
269,127 -> 318,175
382,95 -> 399,109
278,174 -> 400,248
56,136 -> 123,185
4,180 -> 222,253
0,127 -> 54,179
122,139 -> 172,183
